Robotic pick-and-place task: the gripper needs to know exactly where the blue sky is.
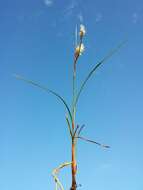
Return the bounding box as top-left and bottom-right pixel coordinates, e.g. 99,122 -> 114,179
0,0 -> 143,189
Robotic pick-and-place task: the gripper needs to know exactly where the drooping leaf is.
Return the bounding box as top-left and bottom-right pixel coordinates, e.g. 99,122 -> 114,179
14,74 -> 73,122
52,162 -> 71,190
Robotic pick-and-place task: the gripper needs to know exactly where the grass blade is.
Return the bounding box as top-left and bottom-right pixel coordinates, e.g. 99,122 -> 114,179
75,41 -> 126,107
73,125 -> 80,138
77,136 -> 110,148
14,74 -> 73,122
77,124 -> 85,136
66,115 -> 73,138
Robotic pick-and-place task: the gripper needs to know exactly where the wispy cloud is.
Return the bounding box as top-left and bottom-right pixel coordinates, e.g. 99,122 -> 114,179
64,0 -> 78,18
44,0 -> 53,7
49,0 -> 84,36
95,13 -> 103,23
100,163 -> 112,170
62,0 -> 85,24
132,12 -> 139,24
77,12 -> 84,23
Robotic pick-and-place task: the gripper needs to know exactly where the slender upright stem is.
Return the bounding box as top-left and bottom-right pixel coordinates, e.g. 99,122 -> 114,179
71,128 -> 77,190
71,61 -> 77,190
72,36 -> 83,122
71,35 -> 83,190
72,62 -> 76,127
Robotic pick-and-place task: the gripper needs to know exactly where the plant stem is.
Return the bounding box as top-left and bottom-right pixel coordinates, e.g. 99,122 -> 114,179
71,35 -> 83,190
71,124 -> 77,190
71,53 -> 77,190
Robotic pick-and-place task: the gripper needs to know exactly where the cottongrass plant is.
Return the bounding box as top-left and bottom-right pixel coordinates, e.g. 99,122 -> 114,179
15,24 -> 125,190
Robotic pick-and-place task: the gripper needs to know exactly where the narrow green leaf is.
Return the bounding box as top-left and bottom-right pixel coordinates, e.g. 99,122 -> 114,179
74,41 -> 126,107
14,74 -> 73,122
77,136 -> 110,148
65,115 -> 73,138
73,124 -> 80,138
78,124 -> 85,136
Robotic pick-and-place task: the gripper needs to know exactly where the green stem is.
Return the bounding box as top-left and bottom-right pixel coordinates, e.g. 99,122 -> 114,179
72,36 -> 83,125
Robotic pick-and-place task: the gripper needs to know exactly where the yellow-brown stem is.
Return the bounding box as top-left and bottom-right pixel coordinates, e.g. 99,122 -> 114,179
71,122 -> 77,190
71,140 -> 77,190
